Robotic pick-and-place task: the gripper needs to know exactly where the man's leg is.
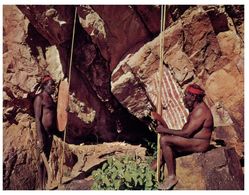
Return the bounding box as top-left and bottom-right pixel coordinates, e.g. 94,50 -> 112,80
158,135 -> 178,189
159,135 -> 209,189
151,150 -> 164,171
43,134 -> 53,188
161,141 -> 175,176
37,160 -> 44,190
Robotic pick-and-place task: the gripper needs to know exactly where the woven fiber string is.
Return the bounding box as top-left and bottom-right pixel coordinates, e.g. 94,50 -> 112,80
60,6 -> 77,184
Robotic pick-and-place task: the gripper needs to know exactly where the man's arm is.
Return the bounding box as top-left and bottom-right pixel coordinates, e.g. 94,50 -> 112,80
156,107 -> 205,138
151,111 -> 168,128
33,95 -> 44,151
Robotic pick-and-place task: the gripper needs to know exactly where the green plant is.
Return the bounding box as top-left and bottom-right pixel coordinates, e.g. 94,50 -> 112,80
143,138 -> 157,158
91,156 -> 158,190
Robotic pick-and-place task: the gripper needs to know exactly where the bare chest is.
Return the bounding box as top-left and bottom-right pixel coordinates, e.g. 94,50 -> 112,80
42,96 -> 55,111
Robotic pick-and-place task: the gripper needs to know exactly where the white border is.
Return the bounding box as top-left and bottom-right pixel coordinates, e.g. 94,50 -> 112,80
0,0 -> 247,5
1,1 -> 248,193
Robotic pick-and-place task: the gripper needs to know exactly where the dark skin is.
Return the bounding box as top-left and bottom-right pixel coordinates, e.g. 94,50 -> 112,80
153,90 -> 214,189
33,79 -> 56,189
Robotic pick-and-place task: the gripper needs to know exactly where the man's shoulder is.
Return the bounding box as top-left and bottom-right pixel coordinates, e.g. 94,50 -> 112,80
193,102 -> 210,116
34,93 -> 44,102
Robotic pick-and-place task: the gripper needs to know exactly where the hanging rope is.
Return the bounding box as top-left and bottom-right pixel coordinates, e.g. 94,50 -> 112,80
156,4 -> 167,182
68,7 -> 77,87
60,6 -> 78,184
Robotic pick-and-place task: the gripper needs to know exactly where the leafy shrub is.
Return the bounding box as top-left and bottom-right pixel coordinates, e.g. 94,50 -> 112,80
91,156 -> 158,190
143,138 -> 157,157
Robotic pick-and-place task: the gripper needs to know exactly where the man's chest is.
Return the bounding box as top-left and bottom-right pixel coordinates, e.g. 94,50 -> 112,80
42,97 -> 55,110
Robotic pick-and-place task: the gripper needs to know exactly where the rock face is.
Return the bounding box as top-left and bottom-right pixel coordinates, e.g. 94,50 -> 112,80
78,5 -> 161,70
3,114 -> 39,190
15,5 -> 155,144
17,5 -> 75,45
111,5 -> 244,154
111,24 -> 190,129
202,147 -> 244,190
168,147 -> 244,190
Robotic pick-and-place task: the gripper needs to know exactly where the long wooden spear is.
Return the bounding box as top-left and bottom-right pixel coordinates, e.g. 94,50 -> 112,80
156,4 -> 166,182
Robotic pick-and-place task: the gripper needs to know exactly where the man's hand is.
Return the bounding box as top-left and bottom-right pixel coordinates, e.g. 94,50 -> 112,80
151,112 -> 168,128
156,124 -> 167,134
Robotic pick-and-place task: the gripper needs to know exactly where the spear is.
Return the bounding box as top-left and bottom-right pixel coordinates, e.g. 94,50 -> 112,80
156,4 -> 166,182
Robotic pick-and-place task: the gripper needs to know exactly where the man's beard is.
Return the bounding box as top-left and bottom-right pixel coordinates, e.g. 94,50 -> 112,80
184,99 -> 195,112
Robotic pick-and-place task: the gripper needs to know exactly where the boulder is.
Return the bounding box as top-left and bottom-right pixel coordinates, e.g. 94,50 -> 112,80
164,147 -> 244,190
181,6 -> 221,74
212,126 -> 243,157
217,31 -> 242,60
3,115 -> 39,190
201,147 -> 243,190
48,137 -> 147,189
205,63 -> 244,140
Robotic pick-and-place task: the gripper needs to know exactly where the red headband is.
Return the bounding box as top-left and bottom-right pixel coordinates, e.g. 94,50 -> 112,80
41,75 -> 53,84
186,85 -> 204,95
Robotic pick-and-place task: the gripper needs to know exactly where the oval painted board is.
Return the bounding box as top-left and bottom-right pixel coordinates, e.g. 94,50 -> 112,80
57,79 -> 69,131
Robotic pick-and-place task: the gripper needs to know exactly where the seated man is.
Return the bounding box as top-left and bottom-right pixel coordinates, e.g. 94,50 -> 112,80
153,83 -> 214,190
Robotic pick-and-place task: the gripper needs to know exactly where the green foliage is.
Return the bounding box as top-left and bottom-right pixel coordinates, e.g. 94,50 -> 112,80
91,156 -> 158,190
144,138 -> 157,158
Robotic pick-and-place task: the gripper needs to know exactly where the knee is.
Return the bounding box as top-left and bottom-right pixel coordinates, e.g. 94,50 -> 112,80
160,135 -> 171,146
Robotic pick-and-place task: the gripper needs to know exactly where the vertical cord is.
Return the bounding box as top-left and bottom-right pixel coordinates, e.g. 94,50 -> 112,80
60,6 -> 77,184
156,5 -> 167,182
68,7 -> 77,87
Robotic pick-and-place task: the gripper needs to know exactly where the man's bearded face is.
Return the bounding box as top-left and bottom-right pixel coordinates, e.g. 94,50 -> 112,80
44,80 -> 56,95
183,92 -> 196,111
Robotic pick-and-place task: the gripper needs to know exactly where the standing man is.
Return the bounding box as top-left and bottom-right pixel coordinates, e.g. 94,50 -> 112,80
33,75 -> 57,189
153,84 -> 214,190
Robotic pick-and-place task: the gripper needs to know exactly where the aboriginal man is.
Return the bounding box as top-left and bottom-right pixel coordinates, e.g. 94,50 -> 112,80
153,83 -> 214,190
33,75 -> 57,189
